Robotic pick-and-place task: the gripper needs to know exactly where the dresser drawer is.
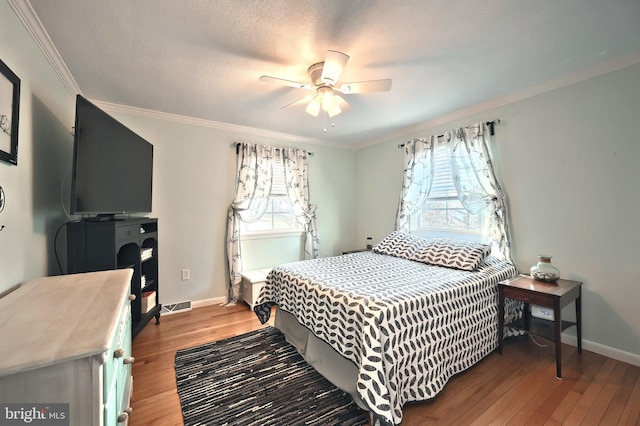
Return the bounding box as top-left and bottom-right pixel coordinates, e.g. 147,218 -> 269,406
104,302 -> 127,400
104,297 -> 133,425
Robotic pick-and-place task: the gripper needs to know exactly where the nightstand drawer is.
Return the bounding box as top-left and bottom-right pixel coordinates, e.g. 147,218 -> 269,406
500,286 -> 551,306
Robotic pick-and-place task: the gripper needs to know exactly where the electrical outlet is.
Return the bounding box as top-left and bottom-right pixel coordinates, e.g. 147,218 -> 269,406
181,269 -> 190,281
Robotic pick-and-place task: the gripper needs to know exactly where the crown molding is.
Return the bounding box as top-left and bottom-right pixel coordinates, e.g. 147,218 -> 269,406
9,0 -> 82,96
92,100 -> 344,147
357,50 -> 640,150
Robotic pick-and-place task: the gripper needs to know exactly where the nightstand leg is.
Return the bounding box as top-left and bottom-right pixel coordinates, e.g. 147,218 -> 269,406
576,296 -> 582,353
554,301 -> 562,379
497,292 -> 504,354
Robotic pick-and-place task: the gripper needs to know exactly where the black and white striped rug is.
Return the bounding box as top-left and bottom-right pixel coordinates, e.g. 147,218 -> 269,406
175,327 -> 369,426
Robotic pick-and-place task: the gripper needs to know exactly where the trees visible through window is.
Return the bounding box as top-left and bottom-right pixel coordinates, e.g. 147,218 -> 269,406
415,199 -> 481,233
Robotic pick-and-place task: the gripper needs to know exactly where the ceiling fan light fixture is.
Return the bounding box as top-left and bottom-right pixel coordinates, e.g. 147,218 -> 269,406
305,86 -> 342,117
318,86 -> 332,98
326,103 -> 341,117
305,97 -> 321,116
323,96 -> 342,117
321,87 -> 343,117
319,87 -> 333,108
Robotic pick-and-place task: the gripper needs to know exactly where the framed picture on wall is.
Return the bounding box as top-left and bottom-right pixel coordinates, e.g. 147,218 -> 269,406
0,59 -> 20,165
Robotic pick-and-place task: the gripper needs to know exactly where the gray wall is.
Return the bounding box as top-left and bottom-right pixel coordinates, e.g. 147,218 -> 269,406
0,1 -> 75,293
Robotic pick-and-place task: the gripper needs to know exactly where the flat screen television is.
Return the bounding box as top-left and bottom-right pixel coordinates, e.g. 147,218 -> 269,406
70,95 -> 153,218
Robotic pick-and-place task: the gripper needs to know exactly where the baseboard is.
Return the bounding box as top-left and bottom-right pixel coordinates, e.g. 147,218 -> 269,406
562,334 -> 640,367
192,296 -> 227,308
160,296 -> 246,317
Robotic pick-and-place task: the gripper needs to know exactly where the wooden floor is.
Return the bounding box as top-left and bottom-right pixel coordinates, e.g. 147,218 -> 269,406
129,303 -> 640,426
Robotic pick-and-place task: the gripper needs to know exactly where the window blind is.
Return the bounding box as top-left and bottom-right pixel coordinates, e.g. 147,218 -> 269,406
271,159 -> 287,196
428,144 -> 457,199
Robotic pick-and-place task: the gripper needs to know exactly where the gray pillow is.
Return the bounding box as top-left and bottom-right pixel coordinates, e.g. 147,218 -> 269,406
411,238 -> 491,271
372,231 -> 429,259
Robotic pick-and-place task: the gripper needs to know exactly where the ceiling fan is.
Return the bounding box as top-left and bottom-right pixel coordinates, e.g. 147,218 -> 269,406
259,50 -> 392,118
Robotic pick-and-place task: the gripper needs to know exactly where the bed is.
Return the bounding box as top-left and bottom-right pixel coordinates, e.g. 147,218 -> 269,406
254,231 -> 520,426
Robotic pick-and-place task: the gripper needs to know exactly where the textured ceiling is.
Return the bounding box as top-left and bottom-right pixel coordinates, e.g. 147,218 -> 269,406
24,0 -> 640,146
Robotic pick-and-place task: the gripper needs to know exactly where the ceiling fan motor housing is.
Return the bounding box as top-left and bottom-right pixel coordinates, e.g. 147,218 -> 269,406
308,62 -> 328,86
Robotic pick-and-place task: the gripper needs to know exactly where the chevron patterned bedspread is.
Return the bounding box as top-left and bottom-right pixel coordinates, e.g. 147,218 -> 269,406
254,251 -> 518,426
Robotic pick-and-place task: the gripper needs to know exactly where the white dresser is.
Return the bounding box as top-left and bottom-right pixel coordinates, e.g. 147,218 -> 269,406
0,269 -> 135,426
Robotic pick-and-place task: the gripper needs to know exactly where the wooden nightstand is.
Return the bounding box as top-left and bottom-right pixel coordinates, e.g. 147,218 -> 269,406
498,275 -> 582,378
341,248 -> 371,254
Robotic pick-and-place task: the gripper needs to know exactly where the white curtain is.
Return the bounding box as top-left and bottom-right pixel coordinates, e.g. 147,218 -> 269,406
282,147 -> 320,259
451,124 -> 514,263
225,143 -> 319,304
395,123 -> 515,264
395,136 -> 436,231
226,143 -> 276,303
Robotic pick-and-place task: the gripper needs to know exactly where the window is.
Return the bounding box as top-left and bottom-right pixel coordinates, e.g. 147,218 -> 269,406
410,143 -> 484,240
241,158 -> 302,234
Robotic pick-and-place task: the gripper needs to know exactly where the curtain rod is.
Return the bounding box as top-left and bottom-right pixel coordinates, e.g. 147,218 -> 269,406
232,142 -> 314,156
397,119 -> 501,149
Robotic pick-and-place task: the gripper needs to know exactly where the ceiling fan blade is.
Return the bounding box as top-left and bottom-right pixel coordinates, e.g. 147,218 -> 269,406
259,75 -> 311,90
280,95 -> 314,110
320,50 -> 350,85
336,79 -> 392,94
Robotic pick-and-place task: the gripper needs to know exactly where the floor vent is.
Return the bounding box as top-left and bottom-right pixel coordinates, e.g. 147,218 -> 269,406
161,300 -> 192,316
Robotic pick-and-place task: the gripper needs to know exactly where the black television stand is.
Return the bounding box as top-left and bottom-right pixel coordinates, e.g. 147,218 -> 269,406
66,217 -> 160,338
85,214 -> 118,222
